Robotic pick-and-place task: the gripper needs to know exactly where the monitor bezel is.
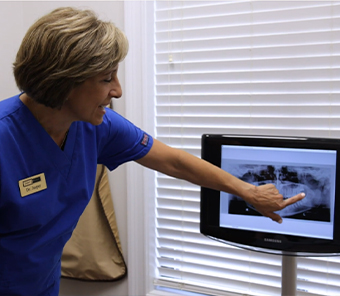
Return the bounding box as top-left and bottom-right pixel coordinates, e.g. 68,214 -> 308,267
200,134 -> 340,256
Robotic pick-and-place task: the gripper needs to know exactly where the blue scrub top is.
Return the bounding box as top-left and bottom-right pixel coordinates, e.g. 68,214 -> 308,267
0,94 -> 153,296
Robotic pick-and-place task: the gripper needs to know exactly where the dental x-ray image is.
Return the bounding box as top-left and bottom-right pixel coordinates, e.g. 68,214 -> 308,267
228,164 -> 331,222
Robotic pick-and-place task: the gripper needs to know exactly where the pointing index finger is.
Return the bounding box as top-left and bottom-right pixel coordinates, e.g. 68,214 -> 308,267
282,192 -> 305,207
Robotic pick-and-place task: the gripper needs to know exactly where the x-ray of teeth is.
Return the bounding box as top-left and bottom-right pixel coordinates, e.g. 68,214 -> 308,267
227,164 -> 332,222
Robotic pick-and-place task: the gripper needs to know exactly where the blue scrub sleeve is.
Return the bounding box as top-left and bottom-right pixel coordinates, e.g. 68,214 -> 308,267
96,108 -> 153,171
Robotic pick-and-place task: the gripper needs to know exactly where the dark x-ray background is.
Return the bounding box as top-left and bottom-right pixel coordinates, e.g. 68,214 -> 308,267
228,164 -> 332,222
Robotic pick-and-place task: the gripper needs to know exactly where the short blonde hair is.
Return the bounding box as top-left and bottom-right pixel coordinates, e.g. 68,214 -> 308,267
13,7 -> 128,109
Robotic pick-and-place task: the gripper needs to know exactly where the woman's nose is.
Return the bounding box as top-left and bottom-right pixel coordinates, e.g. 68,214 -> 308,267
110,79 -> 122,99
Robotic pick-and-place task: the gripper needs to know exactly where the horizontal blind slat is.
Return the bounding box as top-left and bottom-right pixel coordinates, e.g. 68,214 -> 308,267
157,212 -> 199,223
156,81 -> 340,94
156,50 -> 340,65
156,69 -> 340,84
156,106 -> 340,117
156,56 -> 340,73
156,117 -> 340,130
156,33 -> 340,53
155,93 -> 339,105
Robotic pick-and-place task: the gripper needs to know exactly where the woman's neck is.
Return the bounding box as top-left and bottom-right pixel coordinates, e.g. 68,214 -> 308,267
20,93 -> 71,147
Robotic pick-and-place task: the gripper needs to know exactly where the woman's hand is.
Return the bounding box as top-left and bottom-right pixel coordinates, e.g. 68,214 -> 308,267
250,184 -> 306,223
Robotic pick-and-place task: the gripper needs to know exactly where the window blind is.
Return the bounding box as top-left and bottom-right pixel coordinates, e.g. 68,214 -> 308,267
153,1 -> 340,295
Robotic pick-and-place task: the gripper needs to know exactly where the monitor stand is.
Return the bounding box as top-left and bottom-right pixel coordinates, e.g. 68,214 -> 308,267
281,255 -> 297,296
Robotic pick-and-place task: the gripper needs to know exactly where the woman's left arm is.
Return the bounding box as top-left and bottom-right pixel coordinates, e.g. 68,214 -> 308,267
136,139 -> 305,223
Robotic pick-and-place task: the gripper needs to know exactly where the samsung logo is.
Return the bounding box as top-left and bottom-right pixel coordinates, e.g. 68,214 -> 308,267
264,238 -> 282,244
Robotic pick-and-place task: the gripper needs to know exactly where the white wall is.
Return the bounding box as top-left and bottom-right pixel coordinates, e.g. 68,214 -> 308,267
0,2 -> 129,295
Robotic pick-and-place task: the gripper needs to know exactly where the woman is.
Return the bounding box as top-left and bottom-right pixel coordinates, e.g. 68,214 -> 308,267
0,7 -> 305,296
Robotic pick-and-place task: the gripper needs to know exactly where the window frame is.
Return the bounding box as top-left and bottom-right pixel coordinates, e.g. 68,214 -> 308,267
124,1 -> 158,295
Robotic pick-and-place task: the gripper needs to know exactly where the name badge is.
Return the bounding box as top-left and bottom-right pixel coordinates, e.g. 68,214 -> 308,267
18,173 -> 47,197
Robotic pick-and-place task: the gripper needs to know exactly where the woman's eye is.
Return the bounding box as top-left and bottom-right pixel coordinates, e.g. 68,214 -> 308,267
104,78 -> 112,83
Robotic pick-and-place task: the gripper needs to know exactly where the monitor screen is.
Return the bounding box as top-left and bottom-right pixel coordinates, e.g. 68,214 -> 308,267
200,134 -> 340,256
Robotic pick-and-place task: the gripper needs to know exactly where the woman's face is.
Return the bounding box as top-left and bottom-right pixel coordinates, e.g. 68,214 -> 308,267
63,65 -> 122,126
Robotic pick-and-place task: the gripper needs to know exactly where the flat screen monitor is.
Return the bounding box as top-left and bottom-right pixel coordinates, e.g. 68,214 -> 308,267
200,134 -> 340,256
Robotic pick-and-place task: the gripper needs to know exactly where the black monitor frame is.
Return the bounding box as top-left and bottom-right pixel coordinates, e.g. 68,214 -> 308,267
200,134 -> 340,256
